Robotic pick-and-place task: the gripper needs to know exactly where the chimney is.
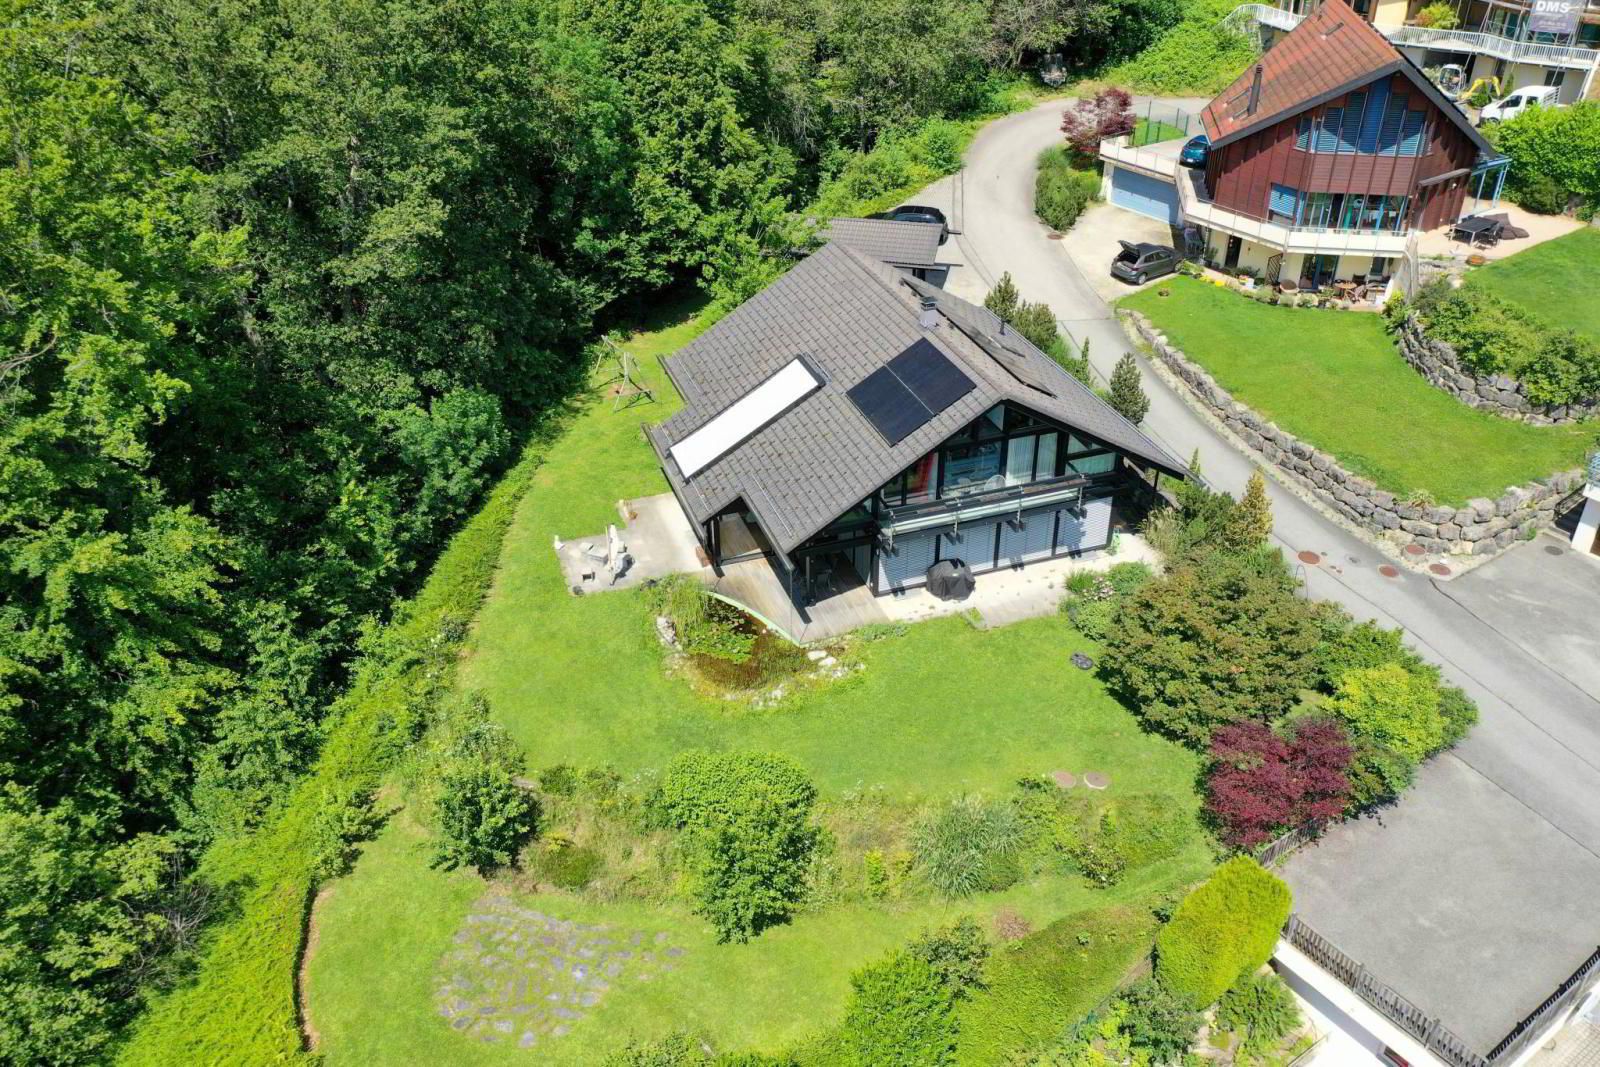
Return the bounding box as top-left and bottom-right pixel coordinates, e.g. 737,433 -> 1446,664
918,295 -> 939,330
1247,63 -> 1263,115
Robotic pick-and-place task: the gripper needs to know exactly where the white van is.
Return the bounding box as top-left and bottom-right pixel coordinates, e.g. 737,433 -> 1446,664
1478,84 -> 1562,124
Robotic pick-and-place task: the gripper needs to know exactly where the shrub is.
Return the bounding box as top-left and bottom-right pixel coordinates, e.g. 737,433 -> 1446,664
908,917 -> 991,998
1420,284 -> 1542,378
1107,0 -> 1261,96
1205,718 -> 1353,849
1154,857 -> 1291,1008
1516,172 -> 1570,215
1489,100 -> 1600,208
1437,685 -> 1479,749
1067,598 -> 1119,641
430,716 -> 539,873
840,951 -> 957,1067
1346,740 -> 1418,810
649,751 -> 817,833
1413,1 -> 1460,27
1119,978 -> 1203,1064
955,905 -> 1158,1066
913,796 -> 1023,897
1216,972 -> 1301,1056
1099,550 -> 1324,745
1326,663 -> 1445,763
1036,147 -> 1102,231
1105,561 -> 1155,597
691,789 -> 818,943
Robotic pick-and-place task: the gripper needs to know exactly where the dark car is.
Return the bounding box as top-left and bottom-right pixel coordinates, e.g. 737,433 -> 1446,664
886,204 -> 949,244
1179,134 -> 1210,168
1111,241 -> 1179,285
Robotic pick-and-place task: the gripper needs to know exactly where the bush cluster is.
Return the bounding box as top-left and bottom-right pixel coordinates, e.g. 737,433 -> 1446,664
1035,146 -> 1103,232
984,273 -> 1091,380
649,751 -> 819,943
427,706 -> 539,873
1411,279 -> 1600,405
1153,857 -> 1290,1009
1063,561 -> 1154,641
1215,972 -> 1302,1056
1487,100 -> 1600,212
1013,780 -> 1196,888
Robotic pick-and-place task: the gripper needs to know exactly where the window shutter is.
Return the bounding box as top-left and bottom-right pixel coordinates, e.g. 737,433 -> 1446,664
1269,184 -> 1300,219
1378,96 -> 1406,154
1339,94 -> 1365,152
1316,108 -> 1343,152
1358,81 -> 1390,153
1399,111 -> 1426,156
1296,115 -> 1313,150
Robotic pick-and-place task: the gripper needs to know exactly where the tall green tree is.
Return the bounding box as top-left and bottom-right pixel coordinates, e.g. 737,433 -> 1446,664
1108,352 -> 1151,424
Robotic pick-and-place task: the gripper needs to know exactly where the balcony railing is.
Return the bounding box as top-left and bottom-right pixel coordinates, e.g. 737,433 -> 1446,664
879,476 -> 1090,536
1171,163 -> 1413,255
1229,3 -> 1600,69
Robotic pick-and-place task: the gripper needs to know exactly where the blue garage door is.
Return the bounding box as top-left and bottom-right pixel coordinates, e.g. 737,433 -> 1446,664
1110,166 -> 1180,224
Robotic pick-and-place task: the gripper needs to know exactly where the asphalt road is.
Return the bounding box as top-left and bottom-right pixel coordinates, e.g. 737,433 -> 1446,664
933,97 -> 1600,1045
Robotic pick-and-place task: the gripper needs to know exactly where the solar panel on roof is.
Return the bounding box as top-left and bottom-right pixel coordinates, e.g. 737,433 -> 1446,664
888,338 -> 975,414
847,366 -> 932,445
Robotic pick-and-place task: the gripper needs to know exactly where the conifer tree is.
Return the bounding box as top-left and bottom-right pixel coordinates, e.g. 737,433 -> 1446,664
1108,352 -> 1150,424
1227,470 -> 1275,549
984,272 -> 1021,323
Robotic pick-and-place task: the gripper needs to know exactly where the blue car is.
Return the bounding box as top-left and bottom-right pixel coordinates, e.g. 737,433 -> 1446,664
1179,134 -> 1210,168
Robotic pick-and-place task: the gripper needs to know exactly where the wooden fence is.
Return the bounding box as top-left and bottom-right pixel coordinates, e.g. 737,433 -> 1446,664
1282,915 -> 1490,1067
1255,821 -> 1322,869
1487,945 -> 1600,1064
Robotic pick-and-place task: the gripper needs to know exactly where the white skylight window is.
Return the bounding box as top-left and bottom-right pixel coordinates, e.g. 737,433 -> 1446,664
670,358 -> 820,478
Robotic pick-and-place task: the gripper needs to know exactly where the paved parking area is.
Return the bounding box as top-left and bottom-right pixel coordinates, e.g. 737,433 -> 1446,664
1283,755 -> 1600,1054
1057,201 -> 1177,305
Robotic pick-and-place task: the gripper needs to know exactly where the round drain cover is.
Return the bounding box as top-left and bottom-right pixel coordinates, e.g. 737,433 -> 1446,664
1297,550 -> 1321,565
1378,564 -> 1400,579
1545,545 -> 1565,556
1428,563 -> 1451,577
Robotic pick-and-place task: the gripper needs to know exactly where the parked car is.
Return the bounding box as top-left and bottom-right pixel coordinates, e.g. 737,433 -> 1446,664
1111,241 -> 1179,285
1478,85 -> 1561,125
1179,134 -> 1210,168
886,204 -> 949,244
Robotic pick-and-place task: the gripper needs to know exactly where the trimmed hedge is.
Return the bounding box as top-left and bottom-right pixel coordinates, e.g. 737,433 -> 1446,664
955,905 -> 1157,1066
116,446 -> 541,1065
1154,857 -> 1290,1009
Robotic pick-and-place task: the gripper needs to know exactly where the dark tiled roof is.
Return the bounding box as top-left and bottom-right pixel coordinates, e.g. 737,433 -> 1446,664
646,242 -> 1186,559
823,217 -> 942,268
1202,0 -> 1491,154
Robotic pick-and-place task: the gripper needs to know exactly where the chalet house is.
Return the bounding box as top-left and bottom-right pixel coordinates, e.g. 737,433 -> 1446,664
1102,0 -> 1508,291
645,241 -> 1185,604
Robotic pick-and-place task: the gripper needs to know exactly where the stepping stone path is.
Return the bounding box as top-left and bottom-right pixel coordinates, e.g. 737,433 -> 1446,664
1082,772 -> 1110,790
434,894 -> 685,1050
1403,543 -> 1428,557
1050,770 -> 1077,789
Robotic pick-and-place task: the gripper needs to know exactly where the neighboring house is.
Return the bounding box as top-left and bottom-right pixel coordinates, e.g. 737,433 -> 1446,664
1568,454 -> 1600,552
1244,0 -> 1600,106
645,241 -> 1185,604
1101,0 -> 1510,292
823,217 -> 955,288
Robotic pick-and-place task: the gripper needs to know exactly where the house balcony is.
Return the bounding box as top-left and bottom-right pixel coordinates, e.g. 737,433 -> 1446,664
1230,3 -> 1600,70
1172,165 -> 1414,256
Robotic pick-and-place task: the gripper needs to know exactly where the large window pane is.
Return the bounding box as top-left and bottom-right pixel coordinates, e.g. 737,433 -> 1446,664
1005,435 -> 1037,487
941,440 -> 1002,496
1036,432 -> 1059,479
1068,452 -> 1117,476
904,453 -> 937,504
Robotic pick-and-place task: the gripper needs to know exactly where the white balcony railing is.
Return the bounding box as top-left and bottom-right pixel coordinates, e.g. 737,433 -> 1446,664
1170,162 -> 1413,255
1228,3 -> 1600,70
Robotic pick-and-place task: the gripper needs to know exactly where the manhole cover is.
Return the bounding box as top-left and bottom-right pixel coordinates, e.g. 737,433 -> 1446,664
1378,564 -> 1400,578
1083,772 -> 1110,790
1428,563 -> 1452,577
1046,232 -> 1065,240
1297,550 -> 1321,565
1050,770 -> 1077,789
1403,543 -> 1427,556
1545,545 -> 1565,556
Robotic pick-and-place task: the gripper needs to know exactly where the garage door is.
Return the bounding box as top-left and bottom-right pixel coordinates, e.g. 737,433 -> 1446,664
1110,165 -> 1180,225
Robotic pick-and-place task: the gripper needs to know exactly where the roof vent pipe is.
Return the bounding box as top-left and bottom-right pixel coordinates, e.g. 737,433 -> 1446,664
1247,63 -> 1263,115
918,295 -> 939,330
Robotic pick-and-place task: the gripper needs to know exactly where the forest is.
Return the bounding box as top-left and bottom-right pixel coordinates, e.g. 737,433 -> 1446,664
2,0 -> 1221,1061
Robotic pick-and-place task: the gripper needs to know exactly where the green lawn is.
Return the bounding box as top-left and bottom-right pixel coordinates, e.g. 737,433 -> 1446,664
1131,116 -> 1188,147
308,807 -> 1209,1066
1467,227 -> 1600,345
1121,278 -> 1592,504
307,296 -> 1209,1063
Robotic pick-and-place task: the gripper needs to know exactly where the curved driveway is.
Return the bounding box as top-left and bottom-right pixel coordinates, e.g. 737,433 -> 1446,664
941,97 -> 1600,1043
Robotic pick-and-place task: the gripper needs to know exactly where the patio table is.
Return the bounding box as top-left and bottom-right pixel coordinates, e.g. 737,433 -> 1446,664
1451,216 -> 1502,246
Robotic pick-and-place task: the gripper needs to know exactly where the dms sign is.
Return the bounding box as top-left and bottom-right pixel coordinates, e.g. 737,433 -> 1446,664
1528,0 -> 1582,35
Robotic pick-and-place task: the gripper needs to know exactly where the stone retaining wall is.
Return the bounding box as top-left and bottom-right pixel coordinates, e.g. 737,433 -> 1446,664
1396,315 -> 1600,425
1123,310 -> 1585,559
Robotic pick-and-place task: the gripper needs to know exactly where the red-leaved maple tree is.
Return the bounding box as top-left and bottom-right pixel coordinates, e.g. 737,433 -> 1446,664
1059,88 -> 1135,161
1205,718 -> 1354,849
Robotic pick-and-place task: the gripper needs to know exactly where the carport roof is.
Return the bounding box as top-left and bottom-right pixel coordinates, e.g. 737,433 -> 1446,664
646,241 -> 1186,562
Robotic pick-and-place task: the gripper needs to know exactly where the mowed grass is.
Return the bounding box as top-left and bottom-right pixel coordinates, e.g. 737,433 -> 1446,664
461,300 -> 1200,796
1467,227 -> 1600,344
1121,277 -> 1591,504
1132,116 -> 1188,147
307,295 -> 1210,1064
307,806 -> 1211,1066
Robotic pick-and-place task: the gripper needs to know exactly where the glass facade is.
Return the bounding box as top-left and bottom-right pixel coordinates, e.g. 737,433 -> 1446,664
1269,187 -> 1410,233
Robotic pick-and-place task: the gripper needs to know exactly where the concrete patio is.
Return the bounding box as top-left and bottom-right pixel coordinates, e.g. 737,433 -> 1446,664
1416,201 -> 1586,264
557,492 -> 1159,643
